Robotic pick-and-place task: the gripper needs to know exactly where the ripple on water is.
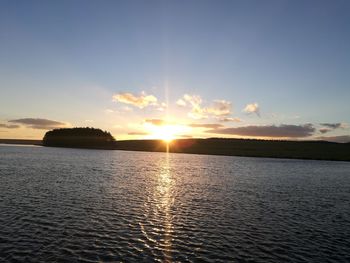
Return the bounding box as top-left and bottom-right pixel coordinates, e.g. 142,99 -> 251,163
0,146 -> 350,262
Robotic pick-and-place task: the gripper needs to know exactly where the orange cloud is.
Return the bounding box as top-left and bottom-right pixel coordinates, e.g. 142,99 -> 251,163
113,91 -> 158,108
219,117 -> 242,122
144,119 -> 166,126
128,131 -> 150,136
189,123 -> 224,129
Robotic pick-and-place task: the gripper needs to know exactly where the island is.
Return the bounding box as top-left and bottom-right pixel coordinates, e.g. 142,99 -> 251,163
42,127 -> 116,149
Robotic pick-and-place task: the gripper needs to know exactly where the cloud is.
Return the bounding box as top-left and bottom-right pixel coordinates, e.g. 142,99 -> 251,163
179,134 -> 192,138
189,123 -> 224,129
156,102 -> 167,112
219,117 -> 242,122
121,106 -> 133,112
207,124 -> 315,138
104,109 -> 114,114
144,119 -> 166,126
179,94 -> 232,119
318,123 -> 348,134
8,118 -> 67,130
0,123 -> 20,129
113,91 -> 158,109
182,94 -> 205,119
243,103 -> 260,117
128,131 -> 150,136
316,135 -> 350,143
183,94 -> 202,106
205,100 -> 231,116
320,123 -> 347,129
176,98 -> 187,107
319,128 -> 331,134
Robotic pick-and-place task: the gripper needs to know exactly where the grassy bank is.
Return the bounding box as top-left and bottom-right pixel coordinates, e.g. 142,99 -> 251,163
1,138 -> 349,161
114,138 -> 350,161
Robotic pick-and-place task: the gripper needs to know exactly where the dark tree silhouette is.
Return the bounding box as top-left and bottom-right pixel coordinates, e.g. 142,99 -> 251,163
43,127 -> 115,149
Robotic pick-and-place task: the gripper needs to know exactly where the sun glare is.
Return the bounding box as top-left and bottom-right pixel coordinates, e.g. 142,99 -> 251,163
150,125 -> 176,142
145,123 -> 189,142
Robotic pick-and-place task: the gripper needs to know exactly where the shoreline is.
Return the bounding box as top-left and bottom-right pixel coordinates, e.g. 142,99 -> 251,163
1,138 -> 349,162
0,139 -> 42,146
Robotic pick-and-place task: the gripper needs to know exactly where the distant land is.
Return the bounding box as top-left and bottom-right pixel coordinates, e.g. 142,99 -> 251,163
42,127 -> 115,149
1,136 -> 349,162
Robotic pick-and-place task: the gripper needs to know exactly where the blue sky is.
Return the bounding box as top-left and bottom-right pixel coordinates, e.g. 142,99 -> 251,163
1,0 -> 349,141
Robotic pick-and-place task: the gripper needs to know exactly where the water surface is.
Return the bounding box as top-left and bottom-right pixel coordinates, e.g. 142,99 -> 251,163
0,145 -> 349,262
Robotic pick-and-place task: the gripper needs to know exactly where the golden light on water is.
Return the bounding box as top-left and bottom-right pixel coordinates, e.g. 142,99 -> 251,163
158,148 -> 173,261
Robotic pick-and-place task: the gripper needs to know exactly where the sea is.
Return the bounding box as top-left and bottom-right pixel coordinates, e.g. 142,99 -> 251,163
0,144 -> 349,262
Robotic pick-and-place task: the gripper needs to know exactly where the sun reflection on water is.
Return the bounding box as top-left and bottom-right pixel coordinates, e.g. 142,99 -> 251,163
157,143 -> 173,261
140,142 -> 174,261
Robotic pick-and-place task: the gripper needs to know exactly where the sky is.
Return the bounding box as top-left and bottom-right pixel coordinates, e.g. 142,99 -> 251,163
1,0 -> 350,142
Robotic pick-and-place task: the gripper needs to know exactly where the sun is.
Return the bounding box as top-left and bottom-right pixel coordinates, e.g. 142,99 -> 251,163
150,125 -> 176,142
145,123 -> 189,142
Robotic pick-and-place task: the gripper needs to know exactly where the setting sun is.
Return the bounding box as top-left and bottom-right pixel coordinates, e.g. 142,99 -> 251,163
145,123 -> 190,142
152,125 -> 175,142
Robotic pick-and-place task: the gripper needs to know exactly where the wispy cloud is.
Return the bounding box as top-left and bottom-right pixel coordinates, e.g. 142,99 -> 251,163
207,124 -> 315,138
189,123 -> 224,129
104,109 -> 114,114
206,100 -> 231,116
176,98 -> 187,107
243,103 -> 260,117
113,91 -> 158,109
8,118 -> 67,130
219,117 -> 242,122
156,102 -> 167,112
0,123 -> 20,129
182,94 -> 204,119
318,122 -> 347,134
121,106 -> 133,112
179,94 -> 232,119
144,119 -> 166,126
320,123 -> 347,129
319,128 -> 331,134
128,131 -> 150,136
179,134 -> 192,138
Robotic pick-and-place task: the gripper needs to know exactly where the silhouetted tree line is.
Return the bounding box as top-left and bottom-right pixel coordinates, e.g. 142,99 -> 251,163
43,127 -> 115,149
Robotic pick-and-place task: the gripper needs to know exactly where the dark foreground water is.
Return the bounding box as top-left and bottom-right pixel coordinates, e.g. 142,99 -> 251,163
0,145 -> 349,262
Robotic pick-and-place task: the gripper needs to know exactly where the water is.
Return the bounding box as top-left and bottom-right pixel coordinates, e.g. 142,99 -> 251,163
0,145 -> 349,262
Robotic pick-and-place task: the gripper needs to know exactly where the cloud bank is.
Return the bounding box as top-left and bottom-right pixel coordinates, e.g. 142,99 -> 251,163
0,123 -> 20,129
189,123 -> 224,129
318,122 -> 347,134
207,124 -> 315,138
320,123 -> 347,129
9,118 -> 67,130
